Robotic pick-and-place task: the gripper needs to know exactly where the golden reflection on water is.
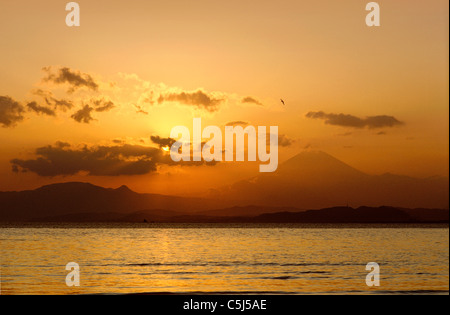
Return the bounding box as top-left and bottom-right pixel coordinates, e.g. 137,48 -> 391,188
0,224 -> 448,295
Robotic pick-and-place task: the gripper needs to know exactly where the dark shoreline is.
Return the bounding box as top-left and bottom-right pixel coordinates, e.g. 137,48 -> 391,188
1,222 -> 448,229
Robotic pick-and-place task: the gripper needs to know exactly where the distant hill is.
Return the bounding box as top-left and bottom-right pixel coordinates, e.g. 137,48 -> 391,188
251,206 -> 449,224
195,206 -> 304,217
23,206 -> 450,224
210,151 -> 449,209
0,182 -> 226,221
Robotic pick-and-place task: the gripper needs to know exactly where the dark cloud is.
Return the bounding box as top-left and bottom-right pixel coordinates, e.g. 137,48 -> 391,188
52,98 -> 74,111
70,99 -> 114,123
91,99 -> 115,112
42,67 -> 99,93
264,134 -> 294,147
71,105 -> 95,124
151,136 -> 176,148
27,102 -> 56,116
365,116 -> 403,129
70,99 -> 115,124
242,97 -> 262,106
33,89 -> 74,111
278,134 -> 294,147
11,142 -> 213,177
0,96 -> 25,127
226,121 -> 249,127
158,90 -> 223,112
305,111 -> 404,129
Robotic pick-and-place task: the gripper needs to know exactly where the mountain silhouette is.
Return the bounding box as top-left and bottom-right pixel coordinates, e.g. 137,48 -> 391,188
0,151 -> 448,222
0,182 -> 226,221
0,181 -> 448,222
210,151 -> 449,209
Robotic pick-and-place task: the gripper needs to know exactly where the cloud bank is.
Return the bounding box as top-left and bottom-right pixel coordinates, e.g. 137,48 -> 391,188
11,141 -> 213,177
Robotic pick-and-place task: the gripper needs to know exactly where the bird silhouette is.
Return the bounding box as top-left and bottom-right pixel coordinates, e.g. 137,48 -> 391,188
280,99 -> 285,106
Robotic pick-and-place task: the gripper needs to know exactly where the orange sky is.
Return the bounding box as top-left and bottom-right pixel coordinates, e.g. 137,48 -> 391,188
0,0 -> 448,194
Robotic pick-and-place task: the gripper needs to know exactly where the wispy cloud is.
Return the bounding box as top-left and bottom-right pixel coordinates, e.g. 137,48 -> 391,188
91,98 -> 115,112
32,89 -> 74,111
26,102 -> 56,116
306,111 -> 404,129
42,66 -> 99,93
242,97 -> 262,106
226,121 -> 249,127
158,90 -> 224,112
134,104 -> 148,115
4,67 -> 267,128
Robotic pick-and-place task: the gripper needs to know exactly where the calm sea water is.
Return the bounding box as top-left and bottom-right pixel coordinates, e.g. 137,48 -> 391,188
0,223 -> 448,295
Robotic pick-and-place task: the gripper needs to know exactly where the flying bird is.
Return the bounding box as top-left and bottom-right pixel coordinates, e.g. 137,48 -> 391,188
280,99 -> 285,106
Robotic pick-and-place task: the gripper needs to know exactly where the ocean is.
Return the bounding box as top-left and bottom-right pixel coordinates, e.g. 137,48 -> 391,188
0,223 -> 448,295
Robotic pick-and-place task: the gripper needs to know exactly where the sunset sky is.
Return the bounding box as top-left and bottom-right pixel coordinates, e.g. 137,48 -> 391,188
0,0 -> 448,195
